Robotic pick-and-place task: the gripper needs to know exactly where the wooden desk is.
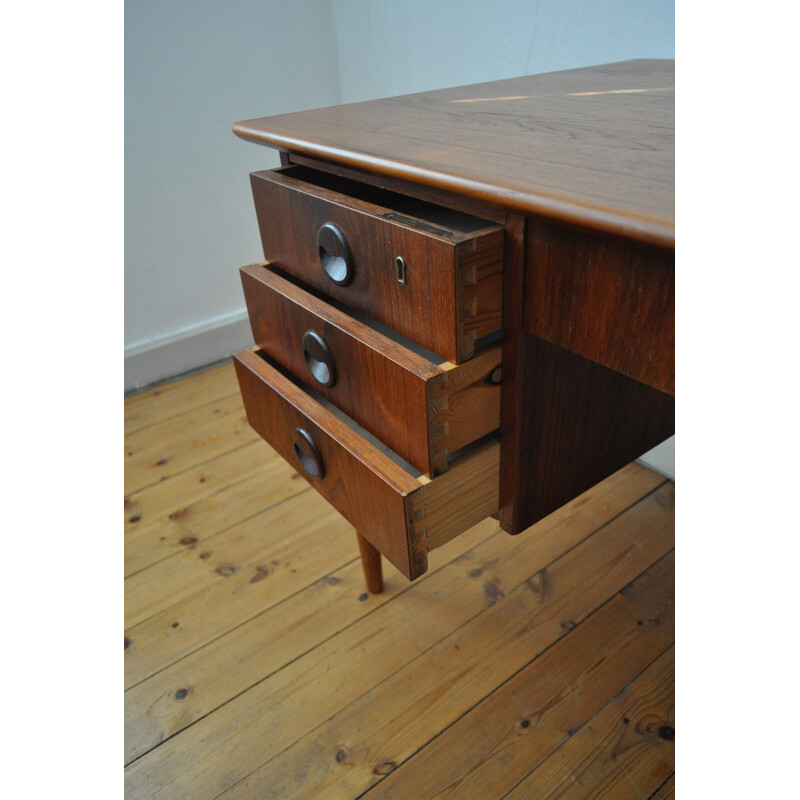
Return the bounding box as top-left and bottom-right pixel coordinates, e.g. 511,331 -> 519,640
232,59 -> 674,589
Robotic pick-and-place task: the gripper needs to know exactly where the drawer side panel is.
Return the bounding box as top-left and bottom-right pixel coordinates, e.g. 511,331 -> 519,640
457,230 -> 504,361
408,438 -> 500,553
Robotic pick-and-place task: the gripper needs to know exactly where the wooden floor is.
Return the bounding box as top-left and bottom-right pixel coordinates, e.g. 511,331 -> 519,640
124,359 -> 675,800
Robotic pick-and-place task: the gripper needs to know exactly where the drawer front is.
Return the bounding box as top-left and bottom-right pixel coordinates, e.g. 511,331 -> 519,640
233,348 -> 499,580
241,263 -> 502,476
250,165 -> 503,363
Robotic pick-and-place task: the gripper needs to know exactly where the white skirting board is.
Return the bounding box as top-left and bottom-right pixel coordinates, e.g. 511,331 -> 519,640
125,309 -> 252,393
637,436 -> 675,481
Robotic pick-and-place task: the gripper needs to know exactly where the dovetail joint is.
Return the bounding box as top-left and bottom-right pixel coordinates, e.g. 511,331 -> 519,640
461,264 -> 478,285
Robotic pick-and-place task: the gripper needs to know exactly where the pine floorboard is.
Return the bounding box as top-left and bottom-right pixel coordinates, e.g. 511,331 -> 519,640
124,358 -> 675,799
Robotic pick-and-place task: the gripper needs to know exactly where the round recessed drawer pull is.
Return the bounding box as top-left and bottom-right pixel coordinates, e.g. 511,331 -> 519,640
317,222 -> 354,286
292,427 -> 325,480
302,330 -> 336,388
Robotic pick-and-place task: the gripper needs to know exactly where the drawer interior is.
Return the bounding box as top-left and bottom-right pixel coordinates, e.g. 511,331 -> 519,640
254,348 -> 498,476
277,165 -> 496,235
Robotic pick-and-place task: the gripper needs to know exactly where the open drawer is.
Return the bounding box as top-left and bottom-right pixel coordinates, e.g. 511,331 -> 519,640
250,165 -> 504,363
233,348 -> 499,580
240,262 -> 501,476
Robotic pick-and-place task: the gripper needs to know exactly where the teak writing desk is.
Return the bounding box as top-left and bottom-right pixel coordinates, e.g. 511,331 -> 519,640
231,60 -> 675,593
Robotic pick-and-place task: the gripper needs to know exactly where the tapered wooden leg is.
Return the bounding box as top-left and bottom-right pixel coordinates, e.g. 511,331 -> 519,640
356,532 -> 383,594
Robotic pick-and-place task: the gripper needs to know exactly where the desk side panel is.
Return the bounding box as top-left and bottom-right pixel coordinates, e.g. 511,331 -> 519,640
524,220 -> 674,396
499,334 -> 675,534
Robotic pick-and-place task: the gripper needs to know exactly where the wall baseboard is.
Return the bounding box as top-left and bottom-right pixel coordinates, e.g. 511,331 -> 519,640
636,435 -> 675,481
125,309 -> 252,393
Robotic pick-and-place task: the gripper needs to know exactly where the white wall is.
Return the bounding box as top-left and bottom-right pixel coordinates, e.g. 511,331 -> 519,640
124,0 -> 675,477
125,0 -> 340,389
331,0 -> 675,102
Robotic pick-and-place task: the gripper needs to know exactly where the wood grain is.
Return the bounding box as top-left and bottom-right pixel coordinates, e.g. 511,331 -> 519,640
124,464 -> 657,763
497,213 -> 528,537
250,165 -> 503,362
408,437 -> 499,553
124,391 -> 259,494
364,554 -> 673,799
240,262 -> 500,475
235,348 -> 501,578
504,647 -> 674,799
208,484 -> 673,800
501,335 -> 674,534
356,531 -> 384,593
124,482 -> 314,630
648,775 -> 675,799
525,219 -> 674,395
124,442 -> 300,577
242,262 -> 435,473
234,348 -> 421,578
235,60 -> 674,248
124,361 -> 238,434
288,152 -> 508,223
125,362 -> 673,800
456,227 -> 504,360
124,494 -> 355,688
124,519 -> 494,764
427,344 -> 502,474
234,60 -> 674,543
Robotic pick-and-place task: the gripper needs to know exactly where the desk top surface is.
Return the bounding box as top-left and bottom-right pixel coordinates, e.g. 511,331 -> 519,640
234,60 -> 674,248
